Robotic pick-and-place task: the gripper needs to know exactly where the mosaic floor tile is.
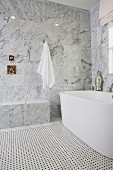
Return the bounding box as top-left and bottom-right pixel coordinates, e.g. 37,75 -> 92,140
0,122 -> 113,170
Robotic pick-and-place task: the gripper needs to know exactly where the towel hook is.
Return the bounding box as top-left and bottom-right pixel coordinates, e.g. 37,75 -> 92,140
43,35 -> 48,43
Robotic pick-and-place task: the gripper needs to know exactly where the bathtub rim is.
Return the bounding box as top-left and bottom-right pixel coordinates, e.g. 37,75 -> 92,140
60,91 -> 113,109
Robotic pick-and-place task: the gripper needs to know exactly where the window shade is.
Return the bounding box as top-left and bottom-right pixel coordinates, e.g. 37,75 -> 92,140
99,0 -> 113,26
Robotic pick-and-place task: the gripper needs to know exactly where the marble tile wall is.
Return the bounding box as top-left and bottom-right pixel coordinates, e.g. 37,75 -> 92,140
91,5 -> 113,90
0,0 -> 92,118
0,100 -> 50,129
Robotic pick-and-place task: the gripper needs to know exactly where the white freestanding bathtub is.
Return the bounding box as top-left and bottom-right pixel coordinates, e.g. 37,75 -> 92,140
60,91 -> 113,159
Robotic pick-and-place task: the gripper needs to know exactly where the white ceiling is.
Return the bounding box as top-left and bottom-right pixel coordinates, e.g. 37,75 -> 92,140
49,0 -> 99,10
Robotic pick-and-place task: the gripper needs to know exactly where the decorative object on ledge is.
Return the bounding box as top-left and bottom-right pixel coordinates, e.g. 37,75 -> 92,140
9,55 -> 14,61
95,71 -> 103,91
7,65 -> 16,74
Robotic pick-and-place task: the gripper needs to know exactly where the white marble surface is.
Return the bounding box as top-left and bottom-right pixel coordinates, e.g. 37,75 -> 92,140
0,0 -> 91,118
91,5 -> 113,90
0,100 -> 50,129
24,102 -> 50,126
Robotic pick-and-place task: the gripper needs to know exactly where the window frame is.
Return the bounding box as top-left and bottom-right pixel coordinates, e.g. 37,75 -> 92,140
108,21 -> 113,74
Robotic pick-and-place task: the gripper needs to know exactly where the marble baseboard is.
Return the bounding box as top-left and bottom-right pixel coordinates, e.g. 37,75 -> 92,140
0,100 -> 50,129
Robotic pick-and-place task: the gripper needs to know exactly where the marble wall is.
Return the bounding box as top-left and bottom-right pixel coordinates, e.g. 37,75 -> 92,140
91,5 -> 113,90
0,0 -> 91,118
0,100 -> 50,129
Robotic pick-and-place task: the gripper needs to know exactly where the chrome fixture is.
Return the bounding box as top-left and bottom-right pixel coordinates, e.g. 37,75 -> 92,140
90,86 -> 94,90
111,83 -> 113,92
106,87 -> 111,92
106,84 -> 113,92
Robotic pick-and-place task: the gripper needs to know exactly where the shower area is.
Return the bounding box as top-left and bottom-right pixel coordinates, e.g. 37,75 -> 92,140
0,0 -> 91,129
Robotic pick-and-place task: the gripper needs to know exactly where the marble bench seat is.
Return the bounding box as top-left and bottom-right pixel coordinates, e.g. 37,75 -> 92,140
0,100 -> 50,129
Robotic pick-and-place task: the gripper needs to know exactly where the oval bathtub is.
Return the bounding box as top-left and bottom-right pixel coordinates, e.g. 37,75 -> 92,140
60,91 -> 113,159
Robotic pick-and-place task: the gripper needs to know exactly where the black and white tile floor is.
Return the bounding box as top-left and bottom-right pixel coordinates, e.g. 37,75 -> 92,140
0,121 -> 113,170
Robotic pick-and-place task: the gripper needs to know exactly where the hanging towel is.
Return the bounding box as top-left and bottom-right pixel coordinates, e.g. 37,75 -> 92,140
38,42 -> 55,89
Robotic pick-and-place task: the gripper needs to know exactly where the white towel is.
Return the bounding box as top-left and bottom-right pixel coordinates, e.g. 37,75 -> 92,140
38,42 -> 55,89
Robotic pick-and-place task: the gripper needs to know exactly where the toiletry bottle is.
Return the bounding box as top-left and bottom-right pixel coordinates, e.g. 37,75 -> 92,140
95,71 -> 103,91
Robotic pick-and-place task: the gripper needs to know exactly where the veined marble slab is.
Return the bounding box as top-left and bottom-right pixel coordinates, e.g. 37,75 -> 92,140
0,0 -> 91,118
0,100 -> 50,129
91,5 -> 113,90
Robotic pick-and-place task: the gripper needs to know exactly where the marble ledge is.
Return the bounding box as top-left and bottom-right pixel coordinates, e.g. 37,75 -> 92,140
0,100 -> 50,129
